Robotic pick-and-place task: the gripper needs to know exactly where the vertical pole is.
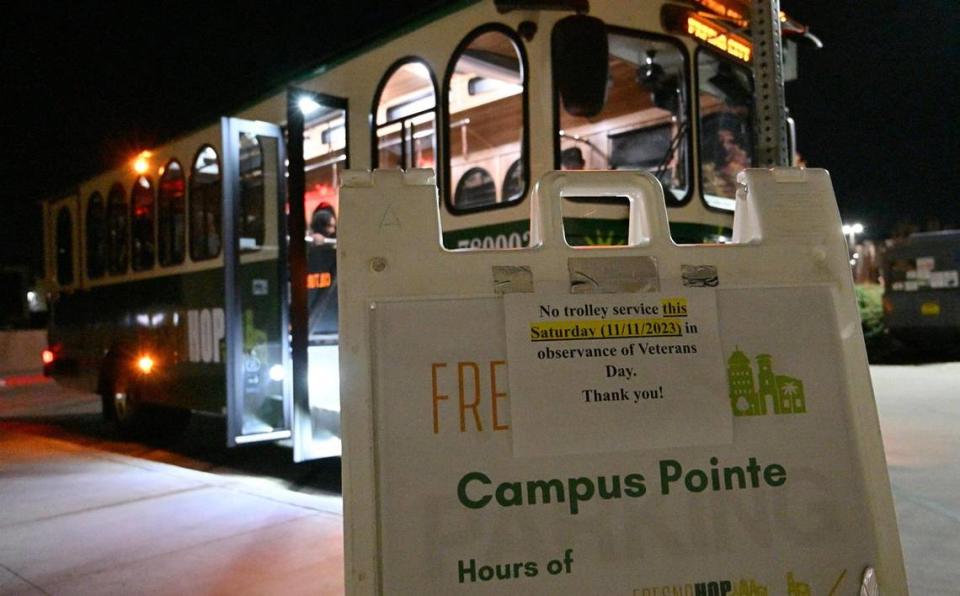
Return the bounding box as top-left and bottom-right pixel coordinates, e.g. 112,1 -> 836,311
751,0 -> 789,167
221,117 -> 243,446
401,120 -> 409,169
287,91 -> 310,460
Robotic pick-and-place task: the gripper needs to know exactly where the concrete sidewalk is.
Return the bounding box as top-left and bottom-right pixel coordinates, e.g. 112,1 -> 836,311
2,363 -> 957,594
872,363 -> 960,596
0,428 -> 344,595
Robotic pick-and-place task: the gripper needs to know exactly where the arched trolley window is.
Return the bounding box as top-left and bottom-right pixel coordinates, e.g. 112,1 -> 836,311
445,25 -> 528,212
131,175 -> 155,271
158,159 -> 186,266
189,145 -> 222,261
372,59 -> 438,171
238,133 -> 265,251
106,183 -> 128,275
85,192 -> 106,279
454,167 -> 496,209
55,206 -> 74,286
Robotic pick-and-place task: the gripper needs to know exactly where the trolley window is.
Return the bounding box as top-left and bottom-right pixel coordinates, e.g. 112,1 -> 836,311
301,98 -> 347,244
158,159 -> 186,266
189,145 -> 222,261
85,192 -> 106,279
55,206 -> 74,286
238,133 -> 265,251
445,26 -> 527,212
454,167 -> 496,209
372,59 -> 437,170
131,176 -> 155,271
106,183 -> 128,275
555,30 -> 690,203
502,159 -> 523,201
697,49 -> 755,210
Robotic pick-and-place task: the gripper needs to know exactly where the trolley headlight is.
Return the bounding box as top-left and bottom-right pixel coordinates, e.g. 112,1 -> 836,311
268,364 -> 285,382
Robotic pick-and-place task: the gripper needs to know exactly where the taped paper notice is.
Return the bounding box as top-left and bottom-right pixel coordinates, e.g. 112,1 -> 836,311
504,291 -> 731,457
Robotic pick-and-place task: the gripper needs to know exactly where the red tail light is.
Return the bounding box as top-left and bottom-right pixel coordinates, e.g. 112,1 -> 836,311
41,349 -> 55,365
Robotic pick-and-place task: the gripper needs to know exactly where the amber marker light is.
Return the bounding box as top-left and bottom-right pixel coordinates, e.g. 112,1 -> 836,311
137,355 -> 156,374
132,151 -> 152,174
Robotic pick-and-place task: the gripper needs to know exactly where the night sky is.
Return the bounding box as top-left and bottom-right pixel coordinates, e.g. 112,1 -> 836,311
783,0 -> 959,237
2,1 -> 957,276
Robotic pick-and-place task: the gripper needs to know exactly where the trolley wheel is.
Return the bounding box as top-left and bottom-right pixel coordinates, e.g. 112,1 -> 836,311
104,370 -> 146,438
102,371 -> 191,440
152,405 -> 192,437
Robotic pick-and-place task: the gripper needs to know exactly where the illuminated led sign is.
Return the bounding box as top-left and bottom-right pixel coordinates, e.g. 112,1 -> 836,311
307,272 -> 333,289
686,14 -> 752,62
694,0 -> 748,27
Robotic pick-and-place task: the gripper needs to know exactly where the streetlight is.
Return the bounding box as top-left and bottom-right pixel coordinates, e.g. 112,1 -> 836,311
841,222 -> 864,268
842,222 -> 864,247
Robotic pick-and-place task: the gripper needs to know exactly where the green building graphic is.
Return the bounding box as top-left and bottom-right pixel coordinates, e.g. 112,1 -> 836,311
727,348 -> 806,417
786,572 -> 811,596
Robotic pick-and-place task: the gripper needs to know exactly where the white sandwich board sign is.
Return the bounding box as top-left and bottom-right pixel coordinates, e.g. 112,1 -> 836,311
337,169 -> 906,595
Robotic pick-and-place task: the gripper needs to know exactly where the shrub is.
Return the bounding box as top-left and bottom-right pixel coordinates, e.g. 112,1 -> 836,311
856,284 -> 886,341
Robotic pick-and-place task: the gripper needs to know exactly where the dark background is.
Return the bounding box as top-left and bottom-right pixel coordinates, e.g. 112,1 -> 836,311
2,1 -> 957,277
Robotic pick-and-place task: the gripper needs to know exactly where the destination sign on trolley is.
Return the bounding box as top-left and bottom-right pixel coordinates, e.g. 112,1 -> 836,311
686,15 -> 752,62
661,6 -> 753,63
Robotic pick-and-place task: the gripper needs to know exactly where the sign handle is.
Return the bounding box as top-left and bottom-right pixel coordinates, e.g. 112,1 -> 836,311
531,170 -> 673,251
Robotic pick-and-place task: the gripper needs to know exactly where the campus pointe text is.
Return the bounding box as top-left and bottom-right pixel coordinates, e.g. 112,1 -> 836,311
452,454 -> 787,585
